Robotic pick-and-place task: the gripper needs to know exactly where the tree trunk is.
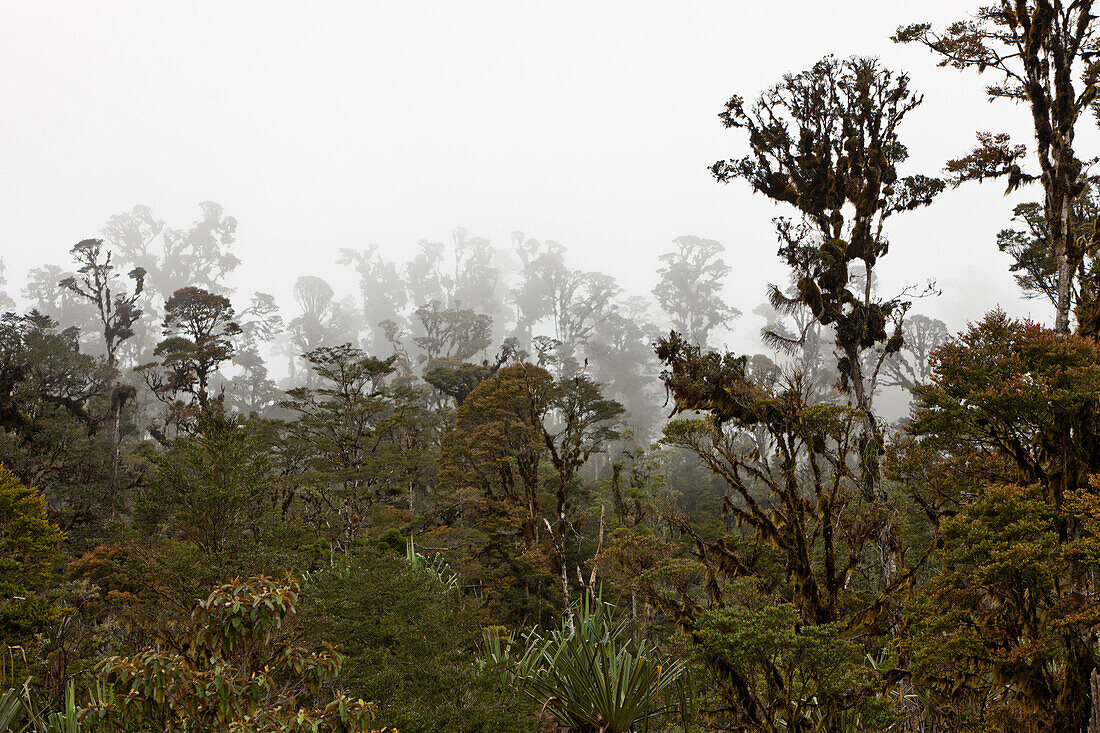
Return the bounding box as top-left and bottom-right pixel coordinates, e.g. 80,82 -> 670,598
108,392 -> 122,517
1089,669 -> 1100,733
1055,188 -> 1075,333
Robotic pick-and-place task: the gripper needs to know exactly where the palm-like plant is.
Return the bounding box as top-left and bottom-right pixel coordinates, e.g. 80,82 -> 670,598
514,597 -> 685,732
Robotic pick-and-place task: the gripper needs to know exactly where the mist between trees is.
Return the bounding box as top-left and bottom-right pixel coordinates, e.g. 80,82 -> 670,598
8,3 -> 1100,732
0,204 -> 940,441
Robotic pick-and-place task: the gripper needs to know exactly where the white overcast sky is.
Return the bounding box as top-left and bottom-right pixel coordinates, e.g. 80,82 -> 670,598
0,1 -> 1063,349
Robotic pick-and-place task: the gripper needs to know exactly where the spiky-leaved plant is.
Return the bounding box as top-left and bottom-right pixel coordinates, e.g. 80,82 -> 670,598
513,597 -> 684,733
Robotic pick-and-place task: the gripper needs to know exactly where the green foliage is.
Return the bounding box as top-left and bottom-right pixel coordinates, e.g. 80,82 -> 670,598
510,598 -> 685,733
0,465 -> 65,646
88,574 -> 390,732
302,548 -> 527,733
903,313 -> 1100,728
696,603 -> 897,731
0,679 -> 84,733
280,343 -> 428,550
136,409 -> 284,557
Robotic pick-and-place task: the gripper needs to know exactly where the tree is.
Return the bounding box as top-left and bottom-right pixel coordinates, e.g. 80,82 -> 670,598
902,311 -> 1100,729
995,184 -> 1100,336
434,362 -> 557,623
880,313 -> 949,391
651,332 -> 910,731
453,228 -> 506,326
281,345 -> 421,550
0,465 -> 64,651
103,201 -> 239,297
896,3 -> 1100,333
230,292 -> 284,415
59,240 -> 146,369
712,55 -> 944,577
287,276 -> 362,380
0,312 -> 115,529
142,287 -> 241,423
135,410 -> 281,558
90,574 -> 391,732
59,239 -> 146,512
405,240 -> 452,310
587,296 -> 665,440
21,265 -> 95,341
509,234 -> 566,353
653,235 -> 739,347
412,301 -> 493,365
0,259 -> 15,312
535,370 -> 624,618
338,247 -> 408,354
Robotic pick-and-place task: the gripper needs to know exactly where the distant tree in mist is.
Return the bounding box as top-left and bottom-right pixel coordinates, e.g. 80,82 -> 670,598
653,235 -> 739,347
453,227 -> 504,318
509,232 -> 622,371
59,239 -> 147,369
286,275 -> 362,382
22,264 -> 92,332
587,295 -> 663,439
339,246 -> 408,352
405,240 -> 452,310
103,202 -> 239,298
880,313 -> 948,392
228,292 -> 284,415
0,259 -> 14,311
98,202 -> 239,361
288,275 -> 335,361
510,233 -> 567,350
412,301 -> 492,363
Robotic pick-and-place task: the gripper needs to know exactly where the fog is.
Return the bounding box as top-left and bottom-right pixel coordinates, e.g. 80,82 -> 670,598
1,2 -> 1053,345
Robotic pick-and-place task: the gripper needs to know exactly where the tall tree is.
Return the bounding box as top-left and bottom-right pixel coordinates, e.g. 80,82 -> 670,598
0,312 -> 113,525
22,264 -> 94,338
59,239 -> 146,512
453,227 -> 505,322
338,246 -> 408,353
510,233 -> 567,352
229,292 -> 284,415
896,3 -> 1100,333
59,239 -> 146,369
405,239 -> 452,309
652,333 -> 907,731
711,56 -> 943,577
435,362 -> 556,622
653,235 -> 740,347
412,301 -> 493,364
587,296 -> 664,440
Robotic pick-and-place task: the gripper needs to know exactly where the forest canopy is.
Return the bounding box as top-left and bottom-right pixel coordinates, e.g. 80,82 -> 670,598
5,2 -> 1100,732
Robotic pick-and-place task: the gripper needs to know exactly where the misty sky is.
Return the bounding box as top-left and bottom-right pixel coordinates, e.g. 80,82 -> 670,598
0,2 -> 1065,351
